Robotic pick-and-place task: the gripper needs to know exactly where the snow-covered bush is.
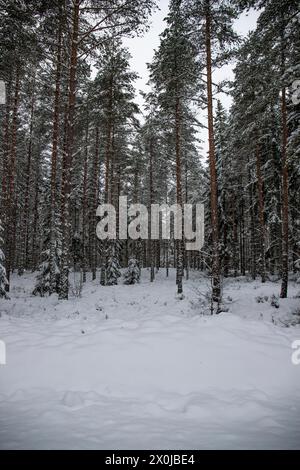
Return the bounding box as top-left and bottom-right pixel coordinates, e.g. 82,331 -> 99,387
0,219 -> 9,299
273,305 -> 300,328
292,306 -> 300,319
124,258 -> 140,285
270,294 -> 280,309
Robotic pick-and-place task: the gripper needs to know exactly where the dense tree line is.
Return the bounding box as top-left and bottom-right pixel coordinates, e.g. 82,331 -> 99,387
0,0 -> 299,311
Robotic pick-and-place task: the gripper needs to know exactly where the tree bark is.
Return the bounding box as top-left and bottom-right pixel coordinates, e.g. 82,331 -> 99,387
19,72 -> 36,275
59,0 -> 80,299
280,20 -> 289,299
82,107 -> 89,283
92,126 -> 100,281
175,96 -> 184,295
255,142 -> 266,283
205,0 -> 221,305
49,2 -> 63,294
280,84 -> 289,298
6,66 -> 21,289
149,136 -> 155,282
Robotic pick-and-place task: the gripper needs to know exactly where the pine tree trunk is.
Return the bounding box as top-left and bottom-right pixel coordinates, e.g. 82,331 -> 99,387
1,76 -> 12,227
92,127 -> 100,281
166,240 -> 169,277
104,75 -> 113,204
49,2 -> 63,294
19,72 -> 36,275
205,1 -> 221,304
280,85 -> 289,298
31,160 -> 41,271
255,142 -> 266,283
82,108 -> 89,283
185,164 -> 189,281
241,212 -> 246,276
6,66 -> 21,290
156,240 -> 160,272
223,195 -> 229,277
101,76 -> 114,285
59,0 -> 80,300
233,211 -> 238,278
280,21 -> 289,299
149,137 -> 155,282
175,96 -> 184,295
249,171 -> 257,280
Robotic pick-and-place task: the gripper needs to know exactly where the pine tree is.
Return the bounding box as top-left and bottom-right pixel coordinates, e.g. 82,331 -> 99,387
0,0 -> 53,288
1,0 -> 299,303
57,1 -> 155,298
149,0 -> 201,295
183,0 -> 239,308
255,0 -> 300,296
33,191 -> 62,297
106,250 -> 121,286
90,40 -> 140,285
49,0 -> 65,294
124,258 -> 140,285
214,101 -> 232,277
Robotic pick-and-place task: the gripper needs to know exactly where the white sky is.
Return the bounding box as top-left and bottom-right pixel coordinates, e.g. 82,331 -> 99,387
123,0 -> 260,154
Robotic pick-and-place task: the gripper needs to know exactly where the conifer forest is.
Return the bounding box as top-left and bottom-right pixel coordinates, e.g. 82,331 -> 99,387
0,0 -> 300,451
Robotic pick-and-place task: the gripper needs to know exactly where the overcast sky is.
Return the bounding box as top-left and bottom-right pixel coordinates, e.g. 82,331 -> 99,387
123,0 -> 260,154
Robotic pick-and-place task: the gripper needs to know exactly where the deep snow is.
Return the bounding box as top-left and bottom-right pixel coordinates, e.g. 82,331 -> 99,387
0,269 -> 300,449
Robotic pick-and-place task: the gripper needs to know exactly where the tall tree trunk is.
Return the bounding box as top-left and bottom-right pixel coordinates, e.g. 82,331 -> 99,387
239,200 -> 246,276
185,163 -> 189,281
280,85 -> 289,298
280,23 -> 289,299
82,107 -> 89,283
248,168 -> 257,280
92,126 -> 100,281
59,0 -> 80,299
49,2 -> 63,294
255,142 -> 266,283
19,72 -> 36,275
223,194 -> 229,277
104,75 -> 113,204
205,0 -> 221,305
175,96 -> 184,295
6,66 -> 21,290
31,158 -> 41,271
1,75 -> 12,226
233,209 -> 238,278
101,75 -> 114,285
149,136 -> 155,282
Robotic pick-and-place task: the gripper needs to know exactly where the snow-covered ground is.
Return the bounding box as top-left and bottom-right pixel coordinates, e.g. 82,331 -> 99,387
0,269 -> 300,449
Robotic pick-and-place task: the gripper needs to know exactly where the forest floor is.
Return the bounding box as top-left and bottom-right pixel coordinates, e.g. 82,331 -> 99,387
0,269 -> 300,449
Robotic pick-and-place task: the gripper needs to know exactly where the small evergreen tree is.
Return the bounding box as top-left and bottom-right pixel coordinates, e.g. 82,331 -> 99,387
32,241 -> 61,297
33,205 -> 61,297
124,258 -> 140,285
106,241 -> 121,286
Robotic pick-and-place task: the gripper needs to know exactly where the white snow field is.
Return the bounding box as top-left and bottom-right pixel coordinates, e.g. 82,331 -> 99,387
0,269 -> 300,450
